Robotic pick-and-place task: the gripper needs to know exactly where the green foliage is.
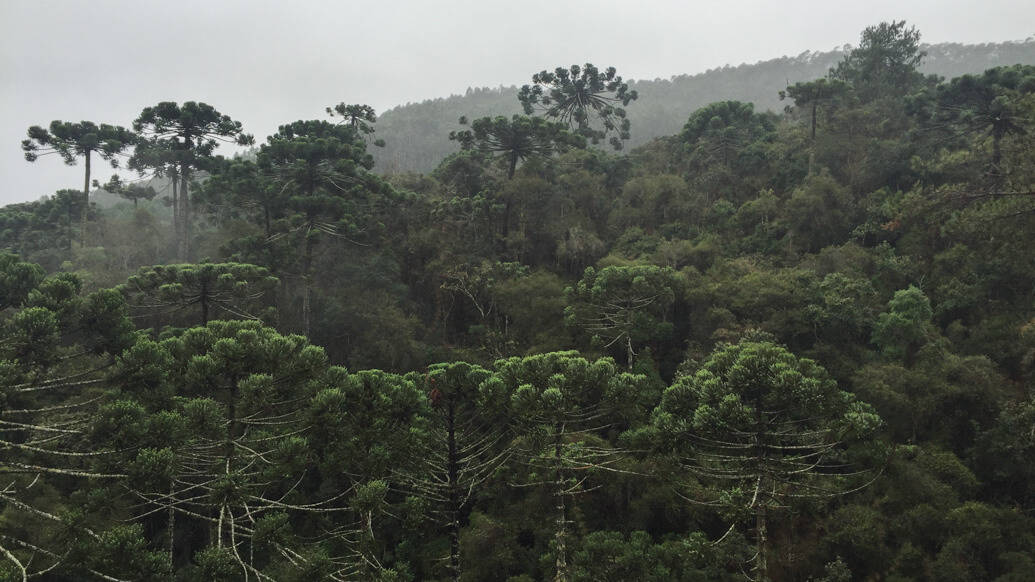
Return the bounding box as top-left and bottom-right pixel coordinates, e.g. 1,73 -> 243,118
678,101 -> 777,203
327,102 -> 382,144
570,530 -> 739,581
915,64 -> 1035,178
973,397 -> 1035,505
830,20 -> 927,101
871,285 -> 933,360
565,265 -> 684,369
518,63 -> 638,149
6,25 -> 1035,581
656,340 -> 883,580
131,101 -> 254,259
450,114 -> 583,179
22,120 -> 135,166
122,261 -> 278,326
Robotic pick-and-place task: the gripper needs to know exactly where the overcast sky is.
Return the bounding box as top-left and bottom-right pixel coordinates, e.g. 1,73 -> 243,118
1,0 -> 1032,206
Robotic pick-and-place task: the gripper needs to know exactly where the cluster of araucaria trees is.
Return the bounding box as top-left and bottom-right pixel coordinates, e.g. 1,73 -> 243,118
4,19 -> 1035,582
0,251 -> 881,581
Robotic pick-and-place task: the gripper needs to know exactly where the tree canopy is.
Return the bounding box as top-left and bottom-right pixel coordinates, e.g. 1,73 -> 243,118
518,63 -> 638,150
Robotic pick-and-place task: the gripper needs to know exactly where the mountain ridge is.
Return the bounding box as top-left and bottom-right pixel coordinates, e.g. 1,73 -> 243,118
370,39 -> 1035,174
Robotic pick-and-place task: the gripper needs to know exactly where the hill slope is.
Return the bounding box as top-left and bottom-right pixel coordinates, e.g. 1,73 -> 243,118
371,39 -> 1035,174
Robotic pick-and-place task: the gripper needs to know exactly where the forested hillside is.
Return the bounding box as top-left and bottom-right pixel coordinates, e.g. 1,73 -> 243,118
372,38 -> 1035,173
3,21 -> 1035,582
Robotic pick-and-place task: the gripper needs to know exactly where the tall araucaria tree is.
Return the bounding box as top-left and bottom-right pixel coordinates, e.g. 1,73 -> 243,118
915,64 -> 1035,186
0,252 -> 167,580
565,265 -> 684,370
21,120 -> 135,246
254,119 -> 393,336
780,79 -> 848,175
105,320 -> 353,579
400,362 -> 511,582
653,340 -> 884,582
131,102 -> 253,259
518,63 -> 638,150
120,262 -> 279,328
488,351 -> 651,582
327,102 -> 386,147
449,114 -> 583,180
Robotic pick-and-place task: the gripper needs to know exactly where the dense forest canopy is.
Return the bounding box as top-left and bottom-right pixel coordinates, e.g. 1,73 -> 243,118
2,22 -> 1035,582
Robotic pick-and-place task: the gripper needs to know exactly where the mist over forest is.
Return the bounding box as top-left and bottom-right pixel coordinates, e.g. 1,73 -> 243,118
3,20 -> 1035,582
370,39 -> 1035,173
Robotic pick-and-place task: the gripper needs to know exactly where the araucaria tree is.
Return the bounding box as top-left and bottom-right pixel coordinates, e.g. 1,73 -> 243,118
518,63 -> 638,150
327,102 -> 386,147
0,253 -> 165,580
131,102 -> 253,259
449,115 -> 583,180
565,265 -> 684,370
107,320 -> 342,578
21,120 -> 135,246
490,352 -> 649,582
121,262 -> 278,327
654,340 -> 883,582
255,119 -> 391,336
916,64 -> 1035,185
401,362 -> 510,582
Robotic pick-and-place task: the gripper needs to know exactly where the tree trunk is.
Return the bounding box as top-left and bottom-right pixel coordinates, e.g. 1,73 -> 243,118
756,503 -> 768,582
553,424 -> 569,582
200,279 -> 209,325
171,168 -> 179,247
447,401 -> 461,582
991,128 -> 1004,188
626,336 -> 634,371
302,227 -> 314,337
507,153 -> 518,180
218,383 -> 238,550
807,102 -> 818,176
81,150 -> 91,247
167,481 -> 176,569
178,166 -> 191,260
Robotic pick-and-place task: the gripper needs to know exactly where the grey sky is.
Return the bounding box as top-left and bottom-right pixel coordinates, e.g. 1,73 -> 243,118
1,0 -> 1032,206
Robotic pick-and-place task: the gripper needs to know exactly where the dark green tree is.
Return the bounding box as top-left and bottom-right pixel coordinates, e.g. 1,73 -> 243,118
254,119 -> 391,336
131,102 -> 253,259
679,101 -> 777,202
489,352 -> 650,582
0,253 -> 162,580
200,157 -> 285,237
830,20 -> 927,101
401,362 -> 509,582
305,368 -> 429,575
96,174 -> 158,208
918,64 -> 1035,184
654,340 -> 883,581
518,64 -> 638,149
327,102 -> 386,147
780,79 -> 848,174
565,265 -> 684,369
21,120 -> 136,246
108,320 -> 342,578
121,262 -> 278,327
450,115 -> 583,180
570,530 -> 741,582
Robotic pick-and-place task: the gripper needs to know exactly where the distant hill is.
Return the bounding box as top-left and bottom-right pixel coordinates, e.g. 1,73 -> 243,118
371,39 -> 1035,174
